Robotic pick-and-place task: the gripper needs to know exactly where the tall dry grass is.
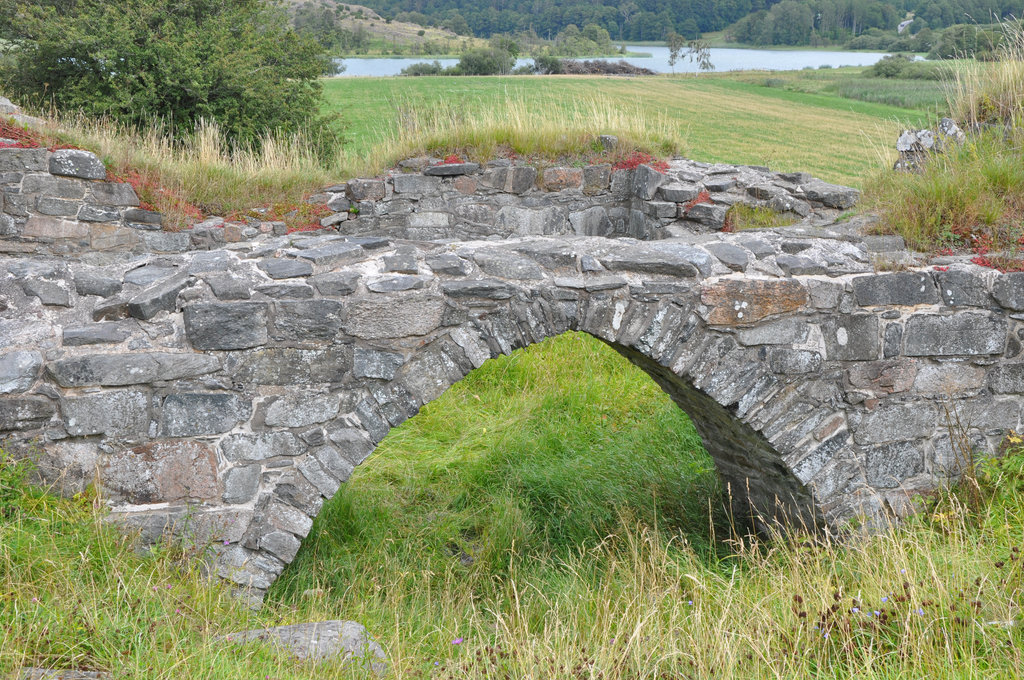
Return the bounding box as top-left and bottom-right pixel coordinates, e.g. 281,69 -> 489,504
944,22 -> 1024,128
349,93 -> 687,176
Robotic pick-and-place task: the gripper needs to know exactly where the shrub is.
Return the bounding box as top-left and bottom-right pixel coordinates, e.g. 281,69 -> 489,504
533,55 -> 564,75
401,60 -> 445,76
867,54 -> 915,78
452,47 -> 515,75
0,0 -> 336,147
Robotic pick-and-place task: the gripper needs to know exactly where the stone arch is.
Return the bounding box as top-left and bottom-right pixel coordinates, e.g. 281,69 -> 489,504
2,157 -> 1022,599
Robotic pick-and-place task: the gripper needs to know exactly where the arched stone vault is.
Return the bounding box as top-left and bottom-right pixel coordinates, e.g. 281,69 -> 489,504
2,160 -> 1023,598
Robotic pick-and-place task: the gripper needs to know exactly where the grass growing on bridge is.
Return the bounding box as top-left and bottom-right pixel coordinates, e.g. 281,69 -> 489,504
4,336 -> 1024,678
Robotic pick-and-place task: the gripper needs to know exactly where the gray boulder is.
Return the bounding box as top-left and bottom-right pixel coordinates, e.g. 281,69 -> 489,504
222,620 -> 387,673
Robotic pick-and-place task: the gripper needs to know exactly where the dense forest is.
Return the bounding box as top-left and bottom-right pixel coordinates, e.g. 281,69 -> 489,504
351,0 -> 1024,45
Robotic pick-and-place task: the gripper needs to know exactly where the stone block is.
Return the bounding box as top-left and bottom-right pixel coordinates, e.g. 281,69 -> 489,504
271,300 -> 345,341
223,465 -> 261,504
228,347 -> 350,385
63,323 -> 130,346
801,179 -> 859,209
184,302 -> 269,350
353,348 -> 405,380
407,212 -> 449,228
366,275 -> 425,292
256,284 -> 314,299
846,360 -> 917,395
311,271 -> 360,296
382,247 -> 419,274
297,241 -> 364,266
78,204 -> 122,222
204,275 -> 252,301
392,174 -> 441,194
90,224 -> 138,250
47,352 -> 220,387
852,272 -> 939,306
160,393 -> 250,437
775,254 -> 826,276
705,242 -> 749,271
904,313 -> 1006,356
0,396 -> 55,431
86,181 -> 140,206
823,314 -> 879,361
684,203 -> 728,228
36,196 -> 81,216
127,272 -> 190,320
123,207 -> 162,226
768,348 -> 822,374
542,167 -> 583,192
22,215 -> 89,240
737,318 -> 809,345
441,280 -> 514,299
865,441 -> 925,488
0,350 -> 42,393
851,402 -> 937,444
102,440 -> 219,504
63,389 -> 149,437
344,293 -> 444,339
423,162 -> 479,176
473,250 -> 544,280
486,165 -> 537,194
583,164 -> 611,194
989,363 -> 1024,393
994,272 -> 1024,311
658,182 -> 700,203
632,164 -> 664,200
701,279 -> 808,326
936,269 -> 991,307
346,178 -> 386,201
49,149 -> 106,179
261,530 -> 302,562
139,230 -> 191,253
703,177 -> 735,192
0,147 -> 48,172
23,277 -> 72,306
265,392 -> 341,428
221,432 -> 304,462
298,456 -> 341,497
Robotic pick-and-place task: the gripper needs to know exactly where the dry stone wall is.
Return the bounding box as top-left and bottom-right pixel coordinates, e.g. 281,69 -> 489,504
1,145 -> 1022,600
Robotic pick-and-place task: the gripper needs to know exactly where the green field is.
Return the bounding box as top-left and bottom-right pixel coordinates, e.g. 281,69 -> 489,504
324,71 -> 932,186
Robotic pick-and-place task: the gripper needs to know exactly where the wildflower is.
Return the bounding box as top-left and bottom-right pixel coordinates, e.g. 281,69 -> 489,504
917,608 -> 924,616
882,597 -> 888,603
901,569 -> 907,574
851,607 -> 859,613
452,637 -> 464,645
30,597 -> 38,603
687,600 -> 693,605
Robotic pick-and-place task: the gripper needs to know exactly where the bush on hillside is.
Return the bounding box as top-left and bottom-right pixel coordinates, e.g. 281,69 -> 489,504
0,0 -> 337,147
452,47 -> 516,75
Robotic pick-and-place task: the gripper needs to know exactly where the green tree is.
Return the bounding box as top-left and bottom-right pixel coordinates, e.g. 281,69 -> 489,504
1,0 -> 335,146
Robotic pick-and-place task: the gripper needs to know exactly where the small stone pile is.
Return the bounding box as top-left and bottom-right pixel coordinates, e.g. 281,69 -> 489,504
894,117 -> 966,171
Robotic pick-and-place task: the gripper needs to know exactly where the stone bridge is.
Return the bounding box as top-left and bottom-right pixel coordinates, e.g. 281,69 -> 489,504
2,152 -> 1023,598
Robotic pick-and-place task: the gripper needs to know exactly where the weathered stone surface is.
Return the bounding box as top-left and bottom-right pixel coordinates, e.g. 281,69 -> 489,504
993,272 -> 1024,311
737,319 -> 808,345
346,179 -> 385,201
702,279 -> 808,326
705,242 -> 749,271
223,620 -> 386,672
223,465 -> 261,504
473,250 -> 544,280
272,300 -> 345,341
103,441 -> 219,503
0,147 -> 48,172
256,283 -> 314,299
865,441 -> 925,487
486,165 -> 537,194
0,396 -> 55,431
989,363 -> 1024,393
19,669 -> 112,679
776,254 -> 826,276
801,180 -> 859,209
0,351 -> 42,394
423,162 -> 479,176
63,323 -> 130,346
221,432 -> 304,462
47,352 -> 218,387
310,271 -> 360,296
259,258 -> 313,279
852,272 -> 938,307
658,182 -> 700,203
542,167 -> 583,192
846,360 -> 917,395
850,402 -> 937,444
205,275 -> 252,301
265,392 -> 341,428
392,174 -> 441,194
23,277 -> 72,307
127,273 -> 190,320
297,242 -> 364,266
63,389 -> 149,437
85,181 -> 139,206
344,293 -> 444,339
936,269 -> 991,307
768,348 -> 822,374
160,393 -> 249,437
904,313 -> 1007,356
49,149 -> 105,180
184,302 -> 268,350
229,347 -> 350,385
685,202 -> 728,228
914,362 -> 985,393
824,315 -> 879,361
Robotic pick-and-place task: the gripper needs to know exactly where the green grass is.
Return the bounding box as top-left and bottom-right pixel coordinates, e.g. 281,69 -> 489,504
323,72 -> 928,186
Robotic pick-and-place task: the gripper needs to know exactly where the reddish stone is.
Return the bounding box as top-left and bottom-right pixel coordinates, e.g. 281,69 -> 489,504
223,223 -> 244,242
102,440 -> 219,504
701,279 -> 808,326
453,175 -> 478,194
542,167 -> 583,192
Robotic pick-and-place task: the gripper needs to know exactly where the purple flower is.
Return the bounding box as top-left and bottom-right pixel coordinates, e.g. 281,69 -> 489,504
917,608 -> 924,616
881,597 -> 888,603
452,637 -> 464,645
852,607 -> 859,613
901,569 -> 907,574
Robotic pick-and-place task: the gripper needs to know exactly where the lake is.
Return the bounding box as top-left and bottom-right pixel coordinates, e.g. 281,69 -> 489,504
335,45 -> 892,77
